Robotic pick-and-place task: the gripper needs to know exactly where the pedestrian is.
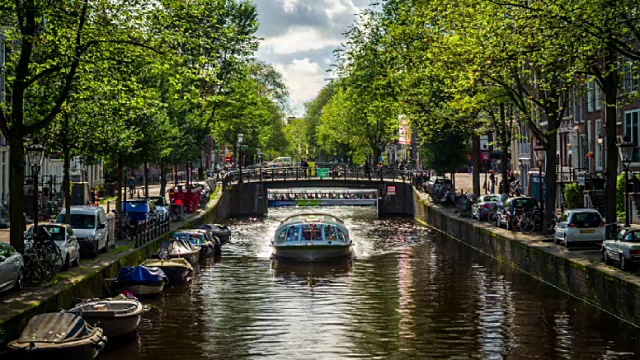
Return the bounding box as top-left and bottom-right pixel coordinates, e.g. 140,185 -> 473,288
128,177 -> 136,197
489,170 -> 496,194
467,159 -> 473,174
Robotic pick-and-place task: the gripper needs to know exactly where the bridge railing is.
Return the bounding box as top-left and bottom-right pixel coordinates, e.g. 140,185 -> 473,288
219,165 -> 428,187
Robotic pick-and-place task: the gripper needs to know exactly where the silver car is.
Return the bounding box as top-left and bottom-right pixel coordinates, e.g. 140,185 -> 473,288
0,243 -> 24,293
602,227 -> 640,271
471,195 -> 501,220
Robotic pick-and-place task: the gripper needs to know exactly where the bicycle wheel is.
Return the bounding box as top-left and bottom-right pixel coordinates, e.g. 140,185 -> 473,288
521,218 -> 536,233
487,211 -> 497,223
24,255 -> 43,285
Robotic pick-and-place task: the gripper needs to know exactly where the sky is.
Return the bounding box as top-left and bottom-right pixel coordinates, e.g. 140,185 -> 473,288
253,0 -> 372,117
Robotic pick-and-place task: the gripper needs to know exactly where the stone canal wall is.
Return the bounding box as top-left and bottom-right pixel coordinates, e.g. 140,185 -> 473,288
0,187 -> 230,346
413,189 -> 640,326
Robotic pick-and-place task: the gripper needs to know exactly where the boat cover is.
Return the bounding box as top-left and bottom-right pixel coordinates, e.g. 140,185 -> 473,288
161,239 -> 197,255
117,266 -> 167,284
200,224 -> 231,236
17,313 -> 96,344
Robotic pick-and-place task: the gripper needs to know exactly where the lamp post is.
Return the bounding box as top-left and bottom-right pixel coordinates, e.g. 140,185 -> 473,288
534,145 -> 545,221
237,133 -> 244,183
483,144 -> 488,194
597,133 -> 604,172
618,139 -> 635,227
26,139 -> 46,236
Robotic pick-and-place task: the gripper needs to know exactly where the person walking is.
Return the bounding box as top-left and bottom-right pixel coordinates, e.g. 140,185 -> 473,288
489,170 -> 496,194
128,177 -> 136,197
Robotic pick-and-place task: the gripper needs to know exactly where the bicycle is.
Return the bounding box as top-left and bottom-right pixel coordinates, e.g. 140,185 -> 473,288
23,240 -> 61,285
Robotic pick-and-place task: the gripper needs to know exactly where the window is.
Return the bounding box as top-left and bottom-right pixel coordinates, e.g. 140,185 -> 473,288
595,84 -> 602,110
587,81 -> 594,112
623,59 -> 638,93
324,225 -> 337,241
625,110 -> 640,162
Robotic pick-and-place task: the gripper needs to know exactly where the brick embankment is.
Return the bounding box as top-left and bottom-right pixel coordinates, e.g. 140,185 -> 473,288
0,183 -> 230,346
413,188 -> 640,326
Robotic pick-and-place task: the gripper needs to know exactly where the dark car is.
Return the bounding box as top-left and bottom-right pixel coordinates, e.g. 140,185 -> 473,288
495,197 -> 539,230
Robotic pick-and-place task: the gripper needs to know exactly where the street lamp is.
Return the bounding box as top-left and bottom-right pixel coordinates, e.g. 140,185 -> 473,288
26,139 -> 46,236
598,133 -> 604,171
237,133 -> 244,183
534,144 -> 545,221
618,139 -> 635,227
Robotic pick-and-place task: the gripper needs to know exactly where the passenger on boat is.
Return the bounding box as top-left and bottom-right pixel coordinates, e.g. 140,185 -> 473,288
287,227 -> 299,241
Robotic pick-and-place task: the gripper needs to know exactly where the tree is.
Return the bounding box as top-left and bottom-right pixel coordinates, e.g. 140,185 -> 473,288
0,0 -> 166,252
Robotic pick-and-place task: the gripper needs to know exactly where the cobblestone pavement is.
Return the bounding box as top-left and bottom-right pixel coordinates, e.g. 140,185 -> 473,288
447,173 -> 507,195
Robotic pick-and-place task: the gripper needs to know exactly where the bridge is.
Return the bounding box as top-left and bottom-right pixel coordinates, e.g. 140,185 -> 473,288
218,166 -> 420,217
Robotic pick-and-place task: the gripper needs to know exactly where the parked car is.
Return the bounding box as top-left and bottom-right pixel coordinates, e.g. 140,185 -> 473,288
554,209 -> 605,247
495,197 -> 539,230
0,243 -> 24,293
267,156 -> 295,168
471,195 -> 502,220
425,177 -> 452,193
145,196 -> 170,223
602,226 -> 640,271
123,199 -> 158,227
57,206 -> 109,258
26,223 -> 81,269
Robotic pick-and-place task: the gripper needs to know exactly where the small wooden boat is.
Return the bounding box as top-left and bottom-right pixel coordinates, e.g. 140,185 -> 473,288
68,299 -> 144,338
116,266 -> 167,296
175,229 -> 220,258
159,239 -> 201,265
8,313 -> 107,360
200,223 -> 231,243
271,213 -> 353,261
142,258 -> 193,284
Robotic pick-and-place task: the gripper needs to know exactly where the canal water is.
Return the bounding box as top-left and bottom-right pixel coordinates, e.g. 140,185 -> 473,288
102,207 -> 640,359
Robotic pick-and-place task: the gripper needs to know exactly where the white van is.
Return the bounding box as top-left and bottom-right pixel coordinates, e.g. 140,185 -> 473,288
268,156 -> 295,168
57,206 -> 109,258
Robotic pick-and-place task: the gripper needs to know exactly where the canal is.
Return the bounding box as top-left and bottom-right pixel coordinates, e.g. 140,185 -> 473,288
102,207 -> 640,359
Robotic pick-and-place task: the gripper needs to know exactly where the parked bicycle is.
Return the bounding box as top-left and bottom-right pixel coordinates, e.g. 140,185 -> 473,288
23,239 -> 62,285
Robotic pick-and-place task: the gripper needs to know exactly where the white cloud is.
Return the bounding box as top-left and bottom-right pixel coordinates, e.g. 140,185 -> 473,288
260,26 -> 343,55
274,58 -> 327,115
254,0 -> 373,115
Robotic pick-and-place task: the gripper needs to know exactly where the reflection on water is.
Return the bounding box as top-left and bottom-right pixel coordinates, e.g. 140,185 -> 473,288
101,207 -> 640,359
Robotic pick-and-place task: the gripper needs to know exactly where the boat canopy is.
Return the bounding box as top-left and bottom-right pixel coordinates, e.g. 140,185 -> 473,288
117,266 -> 167,284
17,313 -> 96,344
279,213 -> 344,226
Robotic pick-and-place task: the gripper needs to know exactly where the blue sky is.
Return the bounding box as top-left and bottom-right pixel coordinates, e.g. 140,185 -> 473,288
253,0 -> 372,116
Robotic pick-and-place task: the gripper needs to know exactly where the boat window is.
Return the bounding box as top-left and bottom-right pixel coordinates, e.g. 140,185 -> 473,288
277,229 -> 286,243
324,225 -> 337,241
302,225 -> 322,241
337,229 -> 347,242
286,226 -> 300,242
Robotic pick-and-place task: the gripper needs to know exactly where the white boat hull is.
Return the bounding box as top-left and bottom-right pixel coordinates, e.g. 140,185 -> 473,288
272,245 -> 352,262
126,282 -> 165,296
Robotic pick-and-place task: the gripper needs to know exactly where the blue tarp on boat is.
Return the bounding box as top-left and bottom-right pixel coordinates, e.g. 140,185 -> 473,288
117,266 -> 167,284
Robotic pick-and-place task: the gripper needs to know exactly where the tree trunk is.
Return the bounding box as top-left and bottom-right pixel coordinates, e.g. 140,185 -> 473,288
63,145 -> 71,224
144,160 -> 149,198
174,163 -> 178,186
543,137 -> 558,234
9,139 -> 26,253
603,47 -> 620,224
500,104 -> 510,194
472,134 -> 481,196
117,160 -> 123,230
160,161 -> 167,197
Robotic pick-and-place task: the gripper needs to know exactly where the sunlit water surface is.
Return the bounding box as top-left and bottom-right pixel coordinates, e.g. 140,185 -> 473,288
101,207 -> 640,359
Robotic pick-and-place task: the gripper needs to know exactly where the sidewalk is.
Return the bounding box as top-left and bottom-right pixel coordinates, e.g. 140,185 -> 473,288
0,184 -> 166,245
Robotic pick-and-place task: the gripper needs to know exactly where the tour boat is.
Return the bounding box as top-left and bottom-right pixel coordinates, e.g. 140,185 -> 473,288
8,313 -> 107,360
268,188 -> 378,208
142,258 -> 193,284
271,213 -> 353,261
68,298 -> 144,338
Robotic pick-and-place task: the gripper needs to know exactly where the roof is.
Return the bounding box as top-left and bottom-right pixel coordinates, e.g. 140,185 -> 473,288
564,208 -> 602,213
279,213 -> 344,226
